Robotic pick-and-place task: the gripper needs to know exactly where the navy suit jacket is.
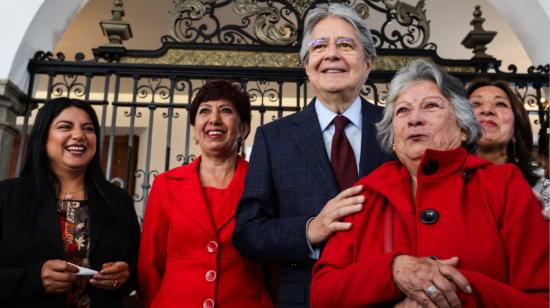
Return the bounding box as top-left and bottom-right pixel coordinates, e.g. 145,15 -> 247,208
233,98 -> 394,307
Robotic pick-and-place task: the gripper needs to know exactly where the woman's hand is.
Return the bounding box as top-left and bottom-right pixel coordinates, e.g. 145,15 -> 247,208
90,261 -> 129,290
307,185 -> 364,245
41,260 -> 78,293
392,255 -> 472,308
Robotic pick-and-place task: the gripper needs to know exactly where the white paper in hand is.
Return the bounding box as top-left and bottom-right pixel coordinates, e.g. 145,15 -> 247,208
67,262 -> 98,276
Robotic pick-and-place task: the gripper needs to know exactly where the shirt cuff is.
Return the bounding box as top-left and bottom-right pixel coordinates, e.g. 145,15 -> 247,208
306,217 -> 321,260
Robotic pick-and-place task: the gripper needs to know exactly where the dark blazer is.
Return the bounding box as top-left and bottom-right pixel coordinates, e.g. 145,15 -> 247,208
233,98 -> 394,307
0,176 -> 141,308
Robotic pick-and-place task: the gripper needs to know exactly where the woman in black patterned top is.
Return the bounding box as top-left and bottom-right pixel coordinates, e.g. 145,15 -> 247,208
0,98 -> 140,307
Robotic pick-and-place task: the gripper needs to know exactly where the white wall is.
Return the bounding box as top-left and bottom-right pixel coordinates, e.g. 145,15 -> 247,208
0,1 -> 44,84
0,0 -> 88,92
487,0 -> 549,65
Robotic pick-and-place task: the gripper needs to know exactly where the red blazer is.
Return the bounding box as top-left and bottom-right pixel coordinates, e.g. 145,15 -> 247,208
138,156 -> 273,308
311,148 -> 549,307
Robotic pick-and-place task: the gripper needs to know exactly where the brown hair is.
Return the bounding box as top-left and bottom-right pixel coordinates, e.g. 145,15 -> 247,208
467,78 -> 539,186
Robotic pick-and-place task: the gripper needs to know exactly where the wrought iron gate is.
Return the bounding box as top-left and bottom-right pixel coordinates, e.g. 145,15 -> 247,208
18,0 -> 549,218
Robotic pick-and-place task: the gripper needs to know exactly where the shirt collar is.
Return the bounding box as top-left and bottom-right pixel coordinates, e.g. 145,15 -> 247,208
315,96 -> 362,131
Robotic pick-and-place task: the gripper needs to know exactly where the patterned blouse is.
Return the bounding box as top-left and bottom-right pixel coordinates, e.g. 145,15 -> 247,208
534,177 -> 550,220
57,199 -> 91,308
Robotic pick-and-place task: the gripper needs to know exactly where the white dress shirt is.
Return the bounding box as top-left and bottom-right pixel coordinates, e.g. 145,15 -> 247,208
307,97 -> 363,259
315,97 -> 362,173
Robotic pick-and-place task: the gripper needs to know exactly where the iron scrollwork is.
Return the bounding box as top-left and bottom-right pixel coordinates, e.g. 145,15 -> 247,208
162,109 -> 180,119
233,0 -> 298,45
169,0 -> 257,44
136,78 -> 171,103
168,0 -> 300,45
491,63 -> 550,75
134,169 -> 159,202
527,65 -> 550,75
176,154 -> 197,165
360,81 -> 388,106
33,51 -> 66,62
514,82 -> 540,109
367,0 -> 434,49
166,0 -> 434,49
247,80 -> 281,108
124,109 -> 142,118
51,75 -> 88,98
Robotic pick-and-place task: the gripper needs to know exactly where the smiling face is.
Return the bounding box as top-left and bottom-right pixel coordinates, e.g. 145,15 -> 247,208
46,106 -> 97,177
193,99 -> 250,159
392,81 -> 464,173
469,85 -> 515,150
304,16 -> 372,104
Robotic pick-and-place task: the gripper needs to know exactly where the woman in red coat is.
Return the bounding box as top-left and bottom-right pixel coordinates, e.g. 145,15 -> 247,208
310,60 -> 549,307
138,80 -> 273,308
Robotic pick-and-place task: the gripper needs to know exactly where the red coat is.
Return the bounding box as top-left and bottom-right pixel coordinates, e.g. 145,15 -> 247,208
138,156 -> 273,308
311,147 -> 549,307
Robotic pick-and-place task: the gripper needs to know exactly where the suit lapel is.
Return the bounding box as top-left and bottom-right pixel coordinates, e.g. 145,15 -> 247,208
213,158 -> 247,231
291,100 -> 338,198
172,158 -> 217,238
359,98 -> 383,177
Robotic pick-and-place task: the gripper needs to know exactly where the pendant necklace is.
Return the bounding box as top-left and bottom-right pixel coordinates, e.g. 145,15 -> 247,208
63,187 -> 85,200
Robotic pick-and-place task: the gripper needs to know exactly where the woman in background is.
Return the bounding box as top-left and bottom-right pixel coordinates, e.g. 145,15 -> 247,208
138,80 -> 273,308
0,97 -> 140,307
467,78 -> 550,218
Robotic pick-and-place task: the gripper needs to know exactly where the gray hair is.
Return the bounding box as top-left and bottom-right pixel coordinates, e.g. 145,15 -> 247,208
376,59 -> 481,153
300,3 -> 376,64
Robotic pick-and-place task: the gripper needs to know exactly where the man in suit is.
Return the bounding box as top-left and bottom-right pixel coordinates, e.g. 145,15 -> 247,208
233,3 -> 393,307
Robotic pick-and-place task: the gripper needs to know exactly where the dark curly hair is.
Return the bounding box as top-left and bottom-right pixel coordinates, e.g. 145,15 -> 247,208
467,78 -> 539,186
190,79 -> 251,129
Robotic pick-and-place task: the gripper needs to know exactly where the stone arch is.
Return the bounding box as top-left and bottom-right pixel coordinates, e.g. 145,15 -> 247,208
6,0 -> 87,91
486,0 -> 549,65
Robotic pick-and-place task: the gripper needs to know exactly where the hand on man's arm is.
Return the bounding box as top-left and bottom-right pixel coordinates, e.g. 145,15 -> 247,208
306,185 -> 364,246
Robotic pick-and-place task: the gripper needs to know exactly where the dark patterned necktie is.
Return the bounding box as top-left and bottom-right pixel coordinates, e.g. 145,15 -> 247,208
331,115 -> 358,191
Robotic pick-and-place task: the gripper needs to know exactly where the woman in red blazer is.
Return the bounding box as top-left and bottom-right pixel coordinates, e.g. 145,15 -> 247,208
138,80 -> 273,308
311,60 -> 549,307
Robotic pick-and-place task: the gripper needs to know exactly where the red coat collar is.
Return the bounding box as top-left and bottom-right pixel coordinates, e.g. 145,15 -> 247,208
417,147 -> 490,181
363,148 -> 491,191
164,155 -> 202,180
164,155 -> 248,237
359,147 -> 492,214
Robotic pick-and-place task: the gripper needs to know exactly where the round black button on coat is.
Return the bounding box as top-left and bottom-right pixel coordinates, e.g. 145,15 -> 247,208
422,160 -> 439,175
462,169 -> 474,183
420,209 -> 439,224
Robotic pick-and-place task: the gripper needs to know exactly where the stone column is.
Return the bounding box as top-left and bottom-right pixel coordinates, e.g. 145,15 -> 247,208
0,79 -> 28,180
